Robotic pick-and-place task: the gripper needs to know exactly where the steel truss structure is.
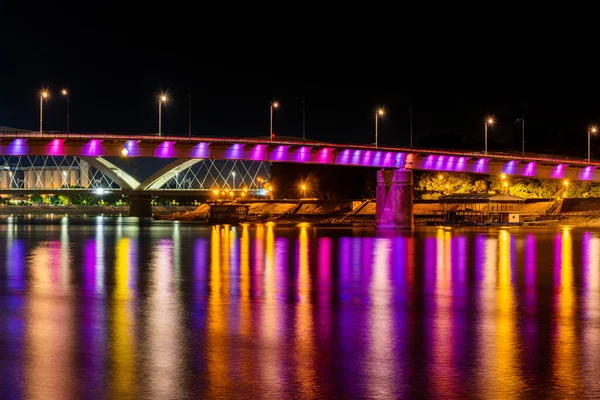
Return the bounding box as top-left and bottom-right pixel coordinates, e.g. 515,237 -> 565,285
0,156 -> 271,192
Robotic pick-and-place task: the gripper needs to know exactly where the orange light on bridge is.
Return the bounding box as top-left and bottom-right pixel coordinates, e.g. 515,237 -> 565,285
121,148 -> 129,156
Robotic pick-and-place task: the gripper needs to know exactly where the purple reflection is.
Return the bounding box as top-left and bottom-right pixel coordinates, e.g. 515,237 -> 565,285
525,234 -> 536,287
554,233 -> 562,286
83,239 -> 97,291
318,237 -> 332,306
503,160 -> 517,175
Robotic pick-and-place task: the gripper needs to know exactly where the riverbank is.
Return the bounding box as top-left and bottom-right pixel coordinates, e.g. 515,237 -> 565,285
157,198 -> 600,227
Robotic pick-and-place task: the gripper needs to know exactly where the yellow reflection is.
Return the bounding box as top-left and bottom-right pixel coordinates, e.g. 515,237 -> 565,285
26,242 -> 75,398
207,226 -> 229,396
111,238 -> 135,398
494,229 -> 523,394
295,226 -> 316,395
554,228 -> 580,392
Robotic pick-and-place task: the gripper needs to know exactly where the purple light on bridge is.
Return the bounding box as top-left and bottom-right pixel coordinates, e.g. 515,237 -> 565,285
192,142 -> 210,158
82,140 -> 102,156
579,166 -> 595,181
337,149 -> 351,165
524,162 -> 536,177
474,158 -> 489,173
47,139 -> 65,156
434,155 -> 446,171
155,141 -> 175,158
424,155 -> 435,169
503,160 -> 518,175
351,150 -> 362,165
272,145 -> 289,161
551,164 -> 567,179
296,146 -> 310,162
318,148 -> 333,163
124,140 -> 140,157
249,144 -> 267,161
6,138 -> 28,155
225,143 -> 243,159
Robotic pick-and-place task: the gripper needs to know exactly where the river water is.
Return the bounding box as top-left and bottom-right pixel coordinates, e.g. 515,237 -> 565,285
0,217 -> 599,398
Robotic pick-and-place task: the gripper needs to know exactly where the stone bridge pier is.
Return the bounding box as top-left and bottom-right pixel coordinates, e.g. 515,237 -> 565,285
128,194 -> 153,218
375,169 -> 414,230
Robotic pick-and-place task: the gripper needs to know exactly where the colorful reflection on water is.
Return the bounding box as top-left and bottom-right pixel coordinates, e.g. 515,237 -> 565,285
2,220 -> 600,397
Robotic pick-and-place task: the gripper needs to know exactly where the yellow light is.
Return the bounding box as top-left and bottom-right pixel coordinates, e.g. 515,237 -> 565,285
302,185 -> 306,190
61,89 -> 67,96
243,187 -> 248,192
564,180 -> 569,186
241,192 -> 245,197
121,148 -> 129,156
438,174 -> 443,180
160,95 -> 167,102
502,174 -> 506,179
41,91 -> 48,98
273,102 -> 279,108
503,182 -> 508,187
592,126 -> 598,134
221,191 -> 225,195
487,117 -> 494,124
213,189 -> 218,195
377,108 -> 384,116
230,192 -> 233,196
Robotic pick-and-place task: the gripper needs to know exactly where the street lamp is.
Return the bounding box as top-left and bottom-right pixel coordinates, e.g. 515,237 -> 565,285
232,171 -> 236,190
40,91 -> 49,134
301,184 -> 307,199
375,108 -> 384,148
158,94 -> 168,136
270,101 -> 279,141
484,117 -> 494,155
61,89 -> 70,133
589,126 -> 597,164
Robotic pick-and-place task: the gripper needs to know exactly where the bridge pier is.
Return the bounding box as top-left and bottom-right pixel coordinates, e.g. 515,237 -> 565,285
375,169 -> 414,230
128,195 -> 153,218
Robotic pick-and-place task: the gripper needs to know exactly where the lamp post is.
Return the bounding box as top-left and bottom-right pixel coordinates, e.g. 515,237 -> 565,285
589,126 -> 597,164
232,171 -> 236,190
158,94 -> 167,136
302,184 -> 306,199
484,117 -> 494,155
270,101 -> 278,141
375,108 -> 384,148
61,89 -> 70,133
40,91 -> 49,134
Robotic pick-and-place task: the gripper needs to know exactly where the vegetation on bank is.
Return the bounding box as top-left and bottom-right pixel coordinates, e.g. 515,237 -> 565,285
414,171 -> 600,200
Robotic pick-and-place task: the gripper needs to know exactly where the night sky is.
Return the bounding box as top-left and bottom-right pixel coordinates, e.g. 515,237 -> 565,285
1,5 -> 597,158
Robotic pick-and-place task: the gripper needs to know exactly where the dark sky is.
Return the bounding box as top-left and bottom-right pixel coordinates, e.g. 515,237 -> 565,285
1,4 -> 597,157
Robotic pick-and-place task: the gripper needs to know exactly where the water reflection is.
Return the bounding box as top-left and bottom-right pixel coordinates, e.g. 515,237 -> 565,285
2,223 -> 600,397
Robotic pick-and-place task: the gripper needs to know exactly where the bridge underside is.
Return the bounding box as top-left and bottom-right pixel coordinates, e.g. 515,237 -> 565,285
0,134 -> 598,182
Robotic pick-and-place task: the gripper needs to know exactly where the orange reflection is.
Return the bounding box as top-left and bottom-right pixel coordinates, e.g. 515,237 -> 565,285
110,238 -> 135,398
26,239 -> 74,398
207,226 -> 230,396
295,226 -> 316,395
494,229 -> 524,395
431,229 -> 454,396
554,228 -> 581,394
259,223 -> 283,393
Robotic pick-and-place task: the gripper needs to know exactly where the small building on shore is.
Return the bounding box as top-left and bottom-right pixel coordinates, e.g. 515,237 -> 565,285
209,204 -> 250,224
434,193 -> 525,225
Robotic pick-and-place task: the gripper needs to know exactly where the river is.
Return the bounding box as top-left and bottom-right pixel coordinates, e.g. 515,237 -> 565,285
0,217 -> 598,398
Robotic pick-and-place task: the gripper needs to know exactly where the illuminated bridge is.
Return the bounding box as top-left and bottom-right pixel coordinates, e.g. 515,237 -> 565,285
1,131 -> 598,225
